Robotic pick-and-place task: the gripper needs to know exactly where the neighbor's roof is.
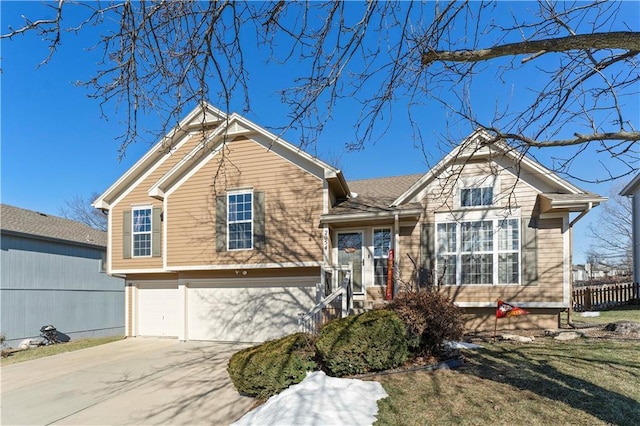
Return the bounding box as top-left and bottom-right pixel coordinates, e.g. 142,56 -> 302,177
0,204 -> 107,248
620,173 -> 640,196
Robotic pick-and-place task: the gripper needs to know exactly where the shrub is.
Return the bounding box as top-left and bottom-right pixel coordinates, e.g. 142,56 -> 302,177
227,332 -> 317,399
316,309 -> 408,377
388,291 -> 464,358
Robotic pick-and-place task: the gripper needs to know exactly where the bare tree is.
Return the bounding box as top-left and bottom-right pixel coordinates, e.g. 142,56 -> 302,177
588,181 -> 633,273
60,192 -> 108,231
2,1 -> 638,180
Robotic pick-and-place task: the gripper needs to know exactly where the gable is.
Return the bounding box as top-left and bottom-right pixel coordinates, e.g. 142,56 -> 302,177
93,103 -> 228,209
392,130 -> 605,212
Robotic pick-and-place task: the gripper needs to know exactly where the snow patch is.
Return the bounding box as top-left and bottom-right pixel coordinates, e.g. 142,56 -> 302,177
232,371 -> 388,426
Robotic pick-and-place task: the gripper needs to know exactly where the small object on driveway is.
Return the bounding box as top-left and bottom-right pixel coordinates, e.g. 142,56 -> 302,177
40,325 -> 61,345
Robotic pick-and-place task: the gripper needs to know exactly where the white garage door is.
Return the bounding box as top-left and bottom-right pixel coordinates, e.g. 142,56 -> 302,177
187,278 -> 317,342
137,282 -> 179,337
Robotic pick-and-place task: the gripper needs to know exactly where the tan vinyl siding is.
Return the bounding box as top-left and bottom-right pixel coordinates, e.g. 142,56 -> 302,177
180,267 -> 320,281
167,137 -> 325,267
110,133 -> 208,271
398,160 -> 566,304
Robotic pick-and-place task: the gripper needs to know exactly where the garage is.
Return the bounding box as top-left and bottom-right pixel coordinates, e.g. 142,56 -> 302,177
186,277 -> 317,342
136,282 -> 179,337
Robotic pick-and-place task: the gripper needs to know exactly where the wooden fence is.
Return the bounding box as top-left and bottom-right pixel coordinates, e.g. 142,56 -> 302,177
572,282 -> 640,312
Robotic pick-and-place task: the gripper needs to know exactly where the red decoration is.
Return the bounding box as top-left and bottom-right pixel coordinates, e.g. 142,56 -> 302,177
496,300 -> 529,318
385,249 -> 394,300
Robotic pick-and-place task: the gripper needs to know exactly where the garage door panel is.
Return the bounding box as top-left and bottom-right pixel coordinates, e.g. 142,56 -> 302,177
138,283 -> 178,337
187,280 -> 316,342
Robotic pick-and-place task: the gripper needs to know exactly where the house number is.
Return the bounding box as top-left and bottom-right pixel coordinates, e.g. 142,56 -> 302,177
323,229 -> 329,251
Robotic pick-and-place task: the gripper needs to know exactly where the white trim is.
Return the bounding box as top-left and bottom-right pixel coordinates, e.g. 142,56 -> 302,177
167,262 -> 323,271
435,207 -> 521,223
183,276 -> 319,285
148,125 -> 236,199
111,268 -> 169,274
108,131 -> 198,209
93,103 -> 227,208
107,208 -> 113,275
320,209 -> 422,224
157,112 -> 339,199
435,215 -> 522,286
562,215 -> 571,306
620,173 -> 640,196
393,129 -> 588,207
178,279 -> 187,341
227,190 -> 254,251
335,229 -> 365,295
125,282 -> 131,337
131,206 -> 153,258
163,198 -> 168,270
372,227 -> 393,287
454,301 -> 569,308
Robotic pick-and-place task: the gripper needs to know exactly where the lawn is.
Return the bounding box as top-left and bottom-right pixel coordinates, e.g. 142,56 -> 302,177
374,306 -> 640,426
0,336 -> 123,366
568,305 -> 640,325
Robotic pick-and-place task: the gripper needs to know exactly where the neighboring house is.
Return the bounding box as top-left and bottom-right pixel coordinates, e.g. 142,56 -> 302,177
93,103 -> 605,341
572,264 -> 589,283
621,173 -> 640,286
0,204 -> 124,347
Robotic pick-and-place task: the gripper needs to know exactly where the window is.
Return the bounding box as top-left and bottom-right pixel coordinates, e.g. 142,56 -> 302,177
460,186 -> 493,207
436,218 -> 520,285
373,229 -> 392,286
228,192 -> 253,250
132,207 -> 152,257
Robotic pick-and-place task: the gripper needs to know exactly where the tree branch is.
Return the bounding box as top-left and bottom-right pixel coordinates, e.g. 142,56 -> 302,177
422,31 -> 640,65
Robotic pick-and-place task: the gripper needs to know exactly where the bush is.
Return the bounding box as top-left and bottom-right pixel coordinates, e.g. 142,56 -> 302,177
227,333 -> 317,399
388,291 -> 464,358
315,309 -> 408,377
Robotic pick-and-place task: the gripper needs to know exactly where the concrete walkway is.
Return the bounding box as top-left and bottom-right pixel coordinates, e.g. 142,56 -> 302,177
1,338 -> 255,425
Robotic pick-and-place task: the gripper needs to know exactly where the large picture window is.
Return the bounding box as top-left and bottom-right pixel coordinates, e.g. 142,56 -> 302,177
228,192 -> 253,250
437,218 -> 520,285
132,207 -> 152,257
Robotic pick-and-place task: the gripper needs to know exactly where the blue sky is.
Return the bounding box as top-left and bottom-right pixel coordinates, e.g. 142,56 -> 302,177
1,1 -> 638,264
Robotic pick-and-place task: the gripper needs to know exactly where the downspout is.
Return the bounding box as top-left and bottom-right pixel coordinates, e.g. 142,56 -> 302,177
567,202 -> 593,329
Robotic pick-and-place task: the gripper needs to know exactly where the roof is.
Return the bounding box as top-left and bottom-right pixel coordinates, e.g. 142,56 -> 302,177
1,204 -> 107,248
620,173 -> 640,196
94,102 -> 350,209
392,129 -> 603,207
322,174 -> 424,223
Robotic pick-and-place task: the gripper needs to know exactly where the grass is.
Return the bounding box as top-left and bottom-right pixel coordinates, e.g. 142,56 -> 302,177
1,335 -> 123,366
373,340 -> 640,425
373,307 -> 640,426
568,305 -> 640,325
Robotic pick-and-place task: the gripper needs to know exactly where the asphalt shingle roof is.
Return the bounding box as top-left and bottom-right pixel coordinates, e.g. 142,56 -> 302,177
328,173 -> 424,215
1,204 -> 107,247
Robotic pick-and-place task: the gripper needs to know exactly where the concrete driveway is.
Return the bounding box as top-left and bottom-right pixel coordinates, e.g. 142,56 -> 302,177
1,338 -> 255,425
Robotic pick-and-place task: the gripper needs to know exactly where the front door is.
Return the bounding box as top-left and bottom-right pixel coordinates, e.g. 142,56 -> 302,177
337,231 -> 364,294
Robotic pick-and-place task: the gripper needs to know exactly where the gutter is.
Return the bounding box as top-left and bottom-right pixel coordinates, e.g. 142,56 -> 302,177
569,202 -> 593,227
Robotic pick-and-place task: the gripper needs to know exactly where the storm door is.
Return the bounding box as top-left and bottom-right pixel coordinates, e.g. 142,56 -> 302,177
337,231 -> 364,294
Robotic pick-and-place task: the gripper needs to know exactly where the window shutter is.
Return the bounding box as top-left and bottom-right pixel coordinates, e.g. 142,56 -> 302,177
123,210 -> 132,259
420,222 -> 435,288
152,207 -> 162,257
522,217 -> 538,286
216,195 -> 227,252
254,191 -> 266,250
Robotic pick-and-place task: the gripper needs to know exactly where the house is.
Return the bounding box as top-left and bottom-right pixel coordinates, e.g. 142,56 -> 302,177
93,102 -> 605,341
0,204 -> 125,347
621,173 -> 640,287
